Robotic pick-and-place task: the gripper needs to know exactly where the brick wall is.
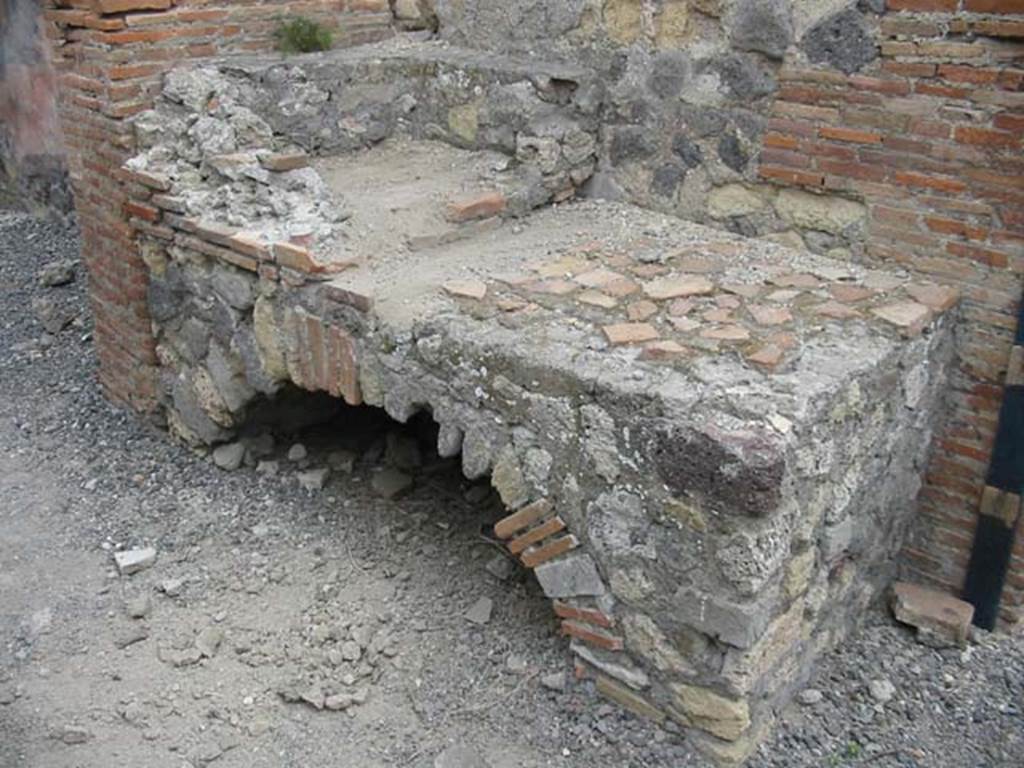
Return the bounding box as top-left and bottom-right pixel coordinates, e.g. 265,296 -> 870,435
40,0 -> 392,411
757,1 -> 1023,626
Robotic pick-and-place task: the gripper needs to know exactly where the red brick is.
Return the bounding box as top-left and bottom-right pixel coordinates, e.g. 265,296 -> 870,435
882,62 -> 938,78
444,191 -> 507,223
947,242 -> 1011,268
973,19 -> 1024,38
887,0 -> 958,9
819,126 -> 884,144
849,75 -> 912,96
915,82 -> 973,100
560,621 -> 624,652
123,200 -> 159,223
908,118 -> 952,139
759,166 -> 825,187
93,0 -> 172,13
925,216 -> 989,240
964,0 -> 1024,12
763,133 -> 800,150
553,601 -> 616,629
954,126 -> 1021,148
893,171 -> 968,193
819,159 -> 888,182
520,535 -> 578,569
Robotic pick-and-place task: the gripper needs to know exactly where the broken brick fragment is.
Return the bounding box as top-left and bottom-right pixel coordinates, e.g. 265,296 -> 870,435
444,191 -> 507,223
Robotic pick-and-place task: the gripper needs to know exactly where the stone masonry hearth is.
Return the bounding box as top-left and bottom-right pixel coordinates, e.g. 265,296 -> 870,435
119,44 -> 958,763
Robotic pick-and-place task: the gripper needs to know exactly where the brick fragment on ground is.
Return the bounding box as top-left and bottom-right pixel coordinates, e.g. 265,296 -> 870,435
443,278 -> 488,300
891,582 -> 974,649
445,191 -> 507,223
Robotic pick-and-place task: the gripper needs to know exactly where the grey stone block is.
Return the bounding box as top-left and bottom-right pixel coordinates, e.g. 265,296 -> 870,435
534,554 -> 606,599
727,0 -> 793,60
802,9 -> 878,75
673,589 -> 774,649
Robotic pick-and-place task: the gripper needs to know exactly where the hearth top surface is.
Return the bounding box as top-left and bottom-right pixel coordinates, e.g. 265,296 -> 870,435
316,140 -> 954,415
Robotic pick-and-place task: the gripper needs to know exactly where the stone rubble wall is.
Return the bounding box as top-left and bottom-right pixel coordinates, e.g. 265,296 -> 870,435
129,201 -> 955,761
38,0 -> 397,412
125,45 -> 601,255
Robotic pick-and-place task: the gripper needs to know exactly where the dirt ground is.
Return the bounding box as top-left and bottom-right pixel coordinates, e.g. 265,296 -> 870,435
1,211 -> 1022,768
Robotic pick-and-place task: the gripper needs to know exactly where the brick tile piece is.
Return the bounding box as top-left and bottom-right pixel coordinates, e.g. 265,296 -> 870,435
891,581 -> 973,649
443,279 -> 488,300
813,300 -> 861,319
603,277 -> 641,298
444,190 -> 507,223
668,298 -> 695,316
830,284 -> 873,303
195,220 -> 237,247
905,283 -> 959,312
561,621 -> 624,651
603,323 -> 659,345
577,290 -> 618,309
626,300 -> 659,321
766,289 -> 802,303
324,285 -> 374,313
864,272 -> 905,291
747,344 -> 785,370
700,325 -> 751,341
643,275 -> 715,300
520,535 -> 579,568
716,295 -> 741,310
748,304 -> 793,326
639,340 -> 687,361
669,317 -> 701,333
574,268 -> 627,288
553,601 -> 615,628
494,499 -> 552,539
772,273 -> 821,288
631,263 -> 669,278
228,232 -> 271,260
703,308 -> 734,323
768,331 -> 798,349
94,0 -> 172,13
526,279 -> 577,296
508,516 -> 567,555
272,242 -> 346,275
128,169 -> 171,191
871,301 -> 931,332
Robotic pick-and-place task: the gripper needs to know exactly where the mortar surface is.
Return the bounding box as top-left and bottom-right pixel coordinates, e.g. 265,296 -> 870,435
321,140 -> 942,421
